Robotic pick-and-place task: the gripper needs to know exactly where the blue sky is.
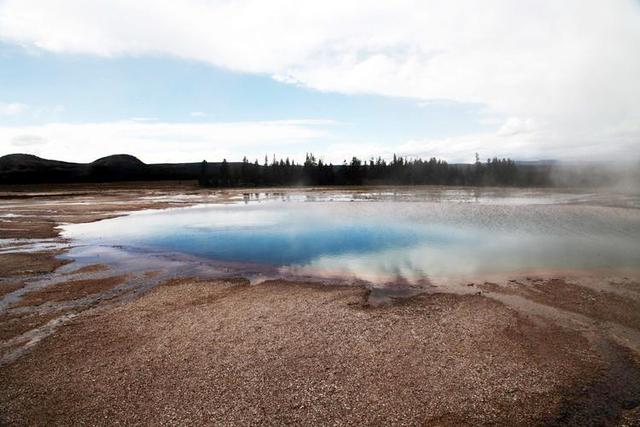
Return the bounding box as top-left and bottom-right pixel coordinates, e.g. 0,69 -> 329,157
0,44 -> 493,163
0,1 -> 638,163
0,43 -> 489,133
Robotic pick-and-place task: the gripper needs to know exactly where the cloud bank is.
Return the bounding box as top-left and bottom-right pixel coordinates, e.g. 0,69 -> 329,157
0,120 -> 332,163
1,0 -> 639,161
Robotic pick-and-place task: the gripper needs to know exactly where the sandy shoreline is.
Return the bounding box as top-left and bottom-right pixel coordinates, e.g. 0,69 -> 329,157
1,183 -> 640,425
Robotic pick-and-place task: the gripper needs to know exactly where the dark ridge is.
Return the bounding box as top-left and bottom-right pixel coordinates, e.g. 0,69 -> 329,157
91,154 -> 146,168
0,153 -> 231,185
0,154 -> 77,169
0,153 -> 89,184
1,153 -> 635,187
89,155 -> 147,182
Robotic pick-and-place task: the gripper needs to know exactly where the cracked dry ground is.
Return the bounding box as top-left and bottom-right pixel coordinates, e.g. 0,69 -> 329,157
1,184 -> 640,425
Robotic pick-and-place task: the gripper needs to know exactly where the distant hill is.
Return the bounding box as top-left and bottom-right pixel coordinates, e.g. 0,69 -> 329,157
0,154 -> 216,184
89,154 -> 148,182
0,154 -> 90,184
0,153 -> 76,169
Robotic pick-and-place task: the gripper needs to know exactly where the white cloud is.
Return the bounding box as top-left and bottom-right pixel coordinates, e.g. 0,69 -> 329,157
0,0 -> 639,160
129,117 -> 157,122
0,119 -> 333,163
496,118 -> 536,137
190,111 -> 207,118
10,134 -> 46,147
0,117 -> 634,165
323,113 -> 640,163
0,102 -> 27,116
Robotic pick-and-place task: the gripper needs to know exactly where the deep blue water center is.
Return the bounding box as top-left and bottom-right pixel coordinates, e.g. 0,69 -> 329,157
148,223 -> 426,265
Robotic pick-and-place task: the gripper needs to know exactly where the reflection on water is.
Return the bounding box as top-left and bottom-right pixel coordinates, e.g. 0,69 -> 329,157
62,188 -> 640,286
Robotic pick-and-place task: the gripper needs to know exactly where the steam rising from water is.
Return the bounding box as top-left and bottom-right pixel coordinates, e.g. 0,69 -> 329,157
549,161 -> 640,193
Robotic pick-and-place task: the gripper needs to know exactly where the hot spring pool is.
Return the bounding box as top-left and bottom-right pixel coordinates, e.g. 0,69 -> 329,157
61,188 -> 640,284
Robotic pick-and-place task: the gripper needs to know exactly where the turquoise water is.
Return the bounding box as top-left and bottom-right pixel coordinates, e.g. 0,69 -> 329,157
62,189 -> 640,283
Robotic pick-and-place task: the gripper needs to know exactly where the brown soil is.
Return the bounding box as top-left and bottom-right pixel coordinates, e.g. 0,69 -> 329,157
0,252 -> 70,278
480,278 -> 640,330
0,218 -> 59,239
0,311 -> 71,342
3,278 -> 639,425
64,264 -> 110,275
609,279 -> 640,295
13,275 -> 129,307
0,281 -> 25,298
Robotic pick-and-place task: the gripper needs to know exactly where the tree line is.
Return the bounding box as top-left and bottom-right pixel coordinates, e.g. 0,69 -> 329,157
198,153 -> 552,188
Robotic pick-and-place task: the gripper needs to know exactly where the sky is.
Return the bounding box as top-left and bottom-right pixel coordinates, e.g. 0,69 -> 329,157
0,0 -> 639,164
